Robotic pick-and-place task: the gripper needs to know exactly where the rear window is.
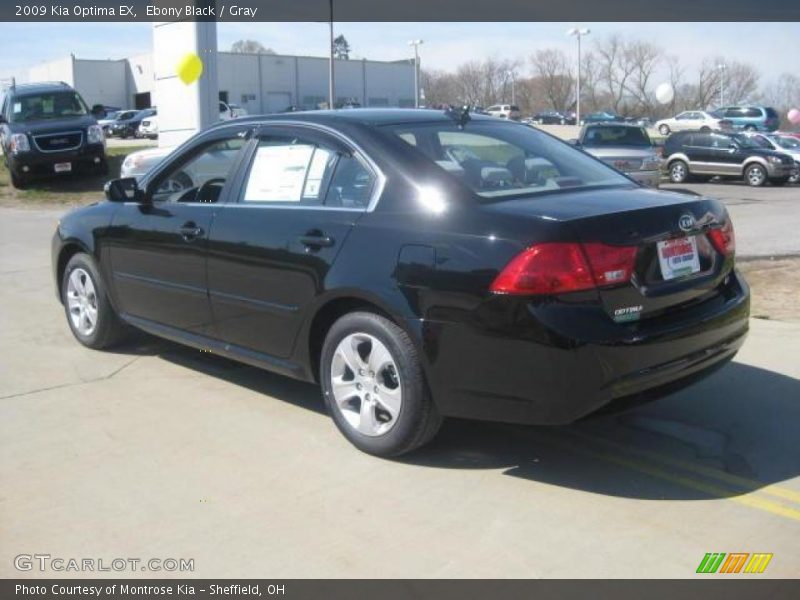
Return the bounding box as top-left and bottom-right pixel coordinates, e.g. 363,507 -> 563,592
382,120 -> 631,200
765,107 -> 779,118
8,91 -> 89,123
582,125 -> 651,147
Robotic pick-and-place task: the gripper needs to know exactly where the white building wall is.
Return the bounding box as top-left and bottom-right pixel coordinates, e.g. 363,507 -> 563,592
27,56 -> 74,88
73,59 -> 127,109
126,52 -> 155,107
218,52 -> 260,113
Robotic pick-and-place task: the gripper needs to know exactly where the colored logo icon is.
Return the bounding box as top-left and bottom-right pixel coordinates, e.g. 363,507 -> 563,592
696,553 -> 773,574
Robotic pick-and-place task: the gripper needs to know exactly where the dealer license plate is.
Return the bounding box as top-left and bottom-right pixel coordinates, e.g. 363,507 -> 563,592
657,236 -> 701,280
54,162 -> 72,173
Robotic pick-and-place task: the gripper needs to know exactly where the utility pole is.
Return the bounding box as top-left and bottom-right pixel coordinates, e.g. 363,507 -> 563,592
567,27 -> 590,124
717,62 -> 727,106
328,0 -> 335,109
408,40 -> 423,108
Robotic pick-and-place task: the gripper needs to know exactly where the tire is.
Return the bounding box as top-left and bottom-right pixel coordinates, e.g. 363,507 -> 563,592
61,252 -> 129,349
320,311 -> 442,457
659,124 -> 670,136
10,169 -> 28,189
770,178 -> 789,187
744,164 -> 767,187
668,160 -> 689,184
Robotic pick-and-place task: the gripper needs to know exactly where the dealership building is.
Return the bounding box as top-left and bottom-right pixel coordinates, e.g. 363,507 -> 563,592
20,51 -> 417,113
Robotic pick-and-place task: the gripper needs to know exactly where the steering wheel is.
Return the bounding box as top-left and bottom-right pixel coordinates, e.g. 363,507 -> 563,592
196,178 -> 226,203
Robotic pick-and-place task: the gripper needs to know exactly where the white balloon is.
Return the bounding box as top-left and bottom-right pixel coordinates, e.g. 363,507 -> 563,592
655,83 -> 675,105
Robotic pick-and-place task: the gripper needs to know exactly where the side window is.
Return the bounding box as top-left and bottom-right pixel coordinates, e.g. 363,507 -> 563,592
150,137 -> 246,204
744,108 -> 762,118
709,134 -> 731,149
324,155 -> 376,209
693,133 -> 712,148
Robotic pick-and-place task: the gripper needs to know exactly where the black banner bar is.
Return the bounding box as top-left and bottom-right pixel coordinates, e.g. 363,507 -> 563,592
2,0 -> 799,22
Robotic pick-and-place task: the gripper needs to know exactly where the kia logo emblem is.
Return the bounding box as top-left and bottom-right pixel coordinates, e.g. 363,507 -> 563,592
678,214 -> 696,232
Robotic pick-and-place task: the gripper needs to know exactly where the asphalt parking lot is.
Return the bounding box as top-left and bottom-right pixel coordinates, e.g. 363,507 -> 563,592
1,190 -> 799,578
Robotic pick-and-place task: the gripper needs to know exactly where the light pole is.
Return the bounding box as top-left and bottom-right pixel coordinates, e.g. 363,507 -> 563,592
408,39 -> 423,108
506,70 -> 516,106
328,0 -> 335,109
717,62 -> 727,107
567,27 -> 590,124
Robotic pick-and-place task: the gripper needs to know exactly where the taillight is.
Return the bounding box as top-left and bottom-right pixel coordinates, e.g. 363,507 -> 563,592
490,242 -> 637,295
707,219 -> 735,257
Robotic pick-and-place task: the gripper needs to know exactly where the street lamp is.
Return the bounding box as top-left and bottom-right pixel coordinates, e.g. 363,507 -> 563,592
408,39 -> 424,108
717,62 -> 727,107
506,70 -> 516,106
328,0 -> 335,109
566,27 -> 590,124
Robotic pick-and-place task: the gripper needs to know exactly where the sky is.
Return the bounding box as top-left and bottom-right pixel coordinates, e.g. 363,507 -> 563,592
0,21 -> 796,87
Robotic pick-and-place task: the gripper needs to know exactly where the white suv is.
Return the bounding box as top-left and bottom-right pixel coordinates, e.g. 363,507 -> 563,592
486,104 -> 521,120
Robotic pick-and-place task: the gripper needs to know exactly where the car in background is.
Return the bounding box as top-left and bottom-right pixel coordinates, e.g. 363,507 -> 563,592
664,130 -> 795,186
137,114 -> 158,139
744,132 -> 800,183
0,81 -> 106,188
486,104 -> 521,120
218,101 -> 248,121
655,111 -> 722,136
582,111 -> 624,124
532,110 -> 576,125
96,109 -> 121,134
573,123 -> 661,187
120,145 -> 172,180
109,108 -> 156,138
54,108 -> 749,457
711,105 -> 780,132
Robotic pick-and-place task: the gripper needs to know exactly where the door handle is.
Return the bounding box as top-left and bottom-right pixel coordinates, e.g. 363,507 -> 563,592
298,232 -> 335,248
179,222 -> 204,241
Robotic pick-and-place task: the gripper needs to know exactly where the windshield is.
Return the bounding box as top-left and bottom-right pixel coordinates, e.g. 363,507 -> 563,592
9,91 -> 89,123
382,120 -> 632,200
116,111 -> 138,121
774,136 -> 800,149
582,125 -> 651,147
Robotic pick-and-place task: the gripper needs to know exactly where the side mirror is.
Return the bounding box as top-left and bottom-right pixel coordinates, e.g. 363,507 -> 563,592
104,177 -> 144,203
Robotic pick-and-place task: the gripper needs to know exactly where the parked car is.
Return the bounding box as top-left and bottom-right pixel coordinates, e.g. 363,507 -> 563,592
137,114 -> 158,139
0,81 -> 106,188
532,110 -> 576,125
710,105 -> 780,132
582,111 -> 624,124
53,109 -> 749,456
655,111 -> 722,136
120,145 -> 172,180
96,110 -> 121,134
486,104 -> 521,120
744,132 -> 800,183
574,123 -> 662,187
664,130 -> 795,186
109,108 -> 156,138
218,101 -> 248,121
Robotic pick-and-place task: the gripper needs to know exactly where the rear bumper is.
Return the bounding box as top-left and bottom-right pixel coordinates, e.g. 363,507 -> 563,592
765,163 -> 795,179
420,269 -> 749,425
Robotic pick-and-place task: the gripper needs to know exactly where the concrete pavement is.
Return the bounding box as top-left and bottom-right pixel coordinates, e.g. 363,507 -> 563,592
1,206 -> 799,578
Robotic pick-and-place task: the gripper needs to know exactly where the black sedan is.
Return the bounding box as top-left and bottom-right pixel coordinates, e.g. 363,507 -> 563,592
52,109 -> 749,456
108,108 -> 156,138
533,111 -> 576,125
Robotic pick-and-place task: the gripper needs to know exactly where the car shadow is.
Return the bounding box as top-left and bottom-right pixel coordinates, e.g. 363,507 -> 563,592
119,334 -> 800,502
19,152 -> 127,194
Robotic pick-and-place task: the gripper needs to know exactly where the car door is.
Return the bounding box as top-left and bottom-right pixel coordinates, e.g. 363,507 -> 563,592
107,127 -> 251,335
206,124 -> 379,359
710,133 -> 745,175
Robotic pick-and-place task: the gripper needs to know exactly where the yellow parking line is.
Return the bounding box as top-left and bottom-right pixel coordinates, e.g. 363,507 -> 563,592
534,431 -> 800,523
566,429 -> 800,505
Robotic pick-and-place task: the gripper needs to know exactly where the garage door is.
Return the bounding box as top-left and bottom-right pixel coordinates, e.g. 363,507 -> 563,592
265,92 -> 292,114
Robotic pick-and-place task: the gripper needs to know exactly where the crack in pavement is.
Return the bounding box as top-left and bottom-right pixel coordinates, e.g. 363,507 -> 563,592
0,355 -> 143,401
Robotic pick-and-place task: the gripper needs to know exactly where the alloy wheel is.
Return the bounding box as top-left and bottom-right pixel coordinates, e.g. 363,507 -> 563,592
330,333 -> 402,437
746,165 -> 766,186
670,162 -> 687,183
66,268 -> 98,336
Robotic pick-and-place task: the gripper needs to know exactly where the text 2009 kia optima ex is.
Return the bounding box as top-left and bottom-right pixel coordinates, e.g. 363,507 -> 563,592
52,109 -> 749,456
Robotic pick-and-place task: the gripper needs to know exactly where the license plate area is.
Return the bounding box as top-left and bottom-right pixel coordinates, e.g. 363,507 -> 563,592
54,162 -> 72,173
657,236 -> 701,280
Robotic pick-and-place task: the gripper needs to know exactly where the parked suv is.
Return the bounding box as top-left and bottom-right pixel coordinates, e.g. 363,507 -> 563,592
109,108 -> 156,138
710,106 -> 780,132
486,104 -> 521,120
574,123 -> 661,187
0,81 -> 106,188
664,130 -> 795,186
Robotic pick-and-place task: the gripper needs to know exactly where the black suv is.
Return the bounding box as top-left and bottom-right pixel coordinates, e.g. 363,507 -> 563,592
0,81 -> 107,188
664,130 -> 795,187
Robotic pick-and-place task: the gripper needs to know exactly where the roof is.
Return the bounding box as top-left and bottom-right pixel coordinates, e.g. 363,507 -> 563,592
7,81 -> 72,96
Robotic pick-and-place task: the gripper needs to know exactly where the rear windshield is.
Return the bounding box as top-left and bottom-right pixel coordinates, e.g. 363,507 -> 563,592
8,91 -> 89,123
382,120 -> 631,200
582,125 -> 651,147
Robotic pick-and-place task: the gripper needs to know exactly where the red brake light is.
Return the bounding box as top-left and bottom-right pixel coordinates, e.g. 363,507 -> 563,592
707,220 -> 736,257
490,242 -> 637,295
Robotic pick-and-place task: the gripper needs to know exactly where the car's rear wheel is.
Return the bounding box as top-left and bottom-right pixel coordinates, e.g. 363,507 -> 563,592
10,169 -> 28,189
659,124 -> 670,136
668,160 -> 689,183
62,253 -> 129,349
320,312 -> 442,457
744,164 -> 767,187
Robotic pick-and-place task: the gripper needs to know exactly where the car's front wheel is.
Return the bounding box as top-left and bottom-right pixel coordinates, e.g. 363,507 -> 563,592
744,164 -> 767,187
320,312 -> 442,457
659,124 -> 670,136
62,253 -> 129,349
669,160 -> 689,183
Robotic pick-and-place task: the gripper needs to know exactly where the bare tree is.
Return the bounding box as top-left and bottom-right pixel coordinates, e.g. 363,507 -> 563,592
594,34 -> 638,114
761,73 -> 800,127
230,39 -> 275,54
579,51 -> 603,113
723,61 -> 759,105
529,49 -> 574,111
623,39 -> 662,115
